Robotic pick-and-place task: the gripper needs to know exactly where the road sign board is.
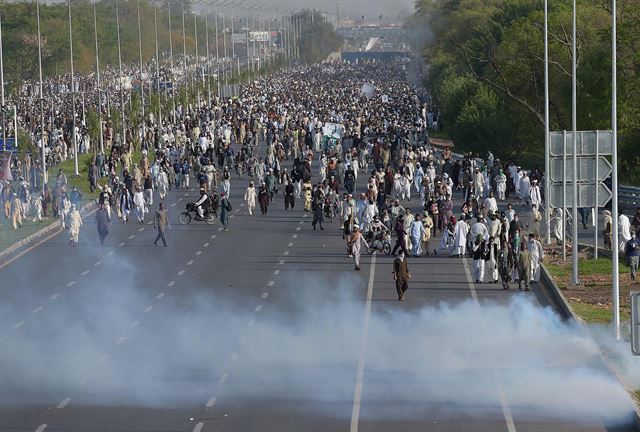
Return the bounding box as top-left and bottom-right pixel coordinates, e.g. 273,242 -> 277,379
549,130 -> 613,157
632,292 -> 640,355
0,137 -> 15,152
549,156 -> 612,183
549,182 -> 612,208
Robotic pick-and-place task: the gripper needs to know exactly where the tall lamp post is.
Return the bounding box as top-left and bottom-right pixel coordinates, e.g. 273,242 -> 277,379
36,0 -> 46,193
611,0 -> 621,339
115,0 -> 127,150
93,0 -> 104,154
136,0 -> 146,149
68,0 -> 78,175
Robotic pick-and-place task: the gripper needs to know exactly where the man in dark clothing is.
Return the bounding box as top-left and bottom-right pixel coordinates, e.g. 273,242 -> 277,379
393,251 -> 411,301
391,214 -> 408,256
284,181 -> 295,210
625,231 -> 640,281
154,202 -> 170,246
95,203 -> 110,245
312,191 -> 325,230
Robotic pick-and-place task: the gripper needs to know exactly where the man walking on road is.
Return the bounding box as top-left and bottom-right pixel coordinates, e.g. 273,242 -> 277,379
154,202 -> 170,247
393,251 -> 411,301
528,233 -> 544,284
348,224 -> 369,271
95,203 -> 111,245
625,231 -> 639,281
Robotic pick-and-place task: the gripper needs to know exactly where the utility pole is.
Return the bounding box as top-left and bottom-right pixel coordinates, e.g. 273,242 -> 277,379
611,0 -> 621,339
37,0 -> 47,192
68,0 -> 79,175
137,0 -> 146,150
93,0 -> 104,153
115,0 -> 127,150
544,0 -> 551,245
571,0 -> 579,286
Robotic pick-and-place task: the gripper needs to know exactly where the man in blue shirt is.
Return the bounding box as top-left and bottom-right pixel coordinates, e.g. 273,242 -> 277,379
625,231 -> 640,281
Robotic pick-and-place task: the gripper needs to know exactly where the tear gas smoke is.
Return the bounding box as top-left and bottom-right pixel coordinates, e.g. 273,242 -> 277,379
0,261 -> 636,426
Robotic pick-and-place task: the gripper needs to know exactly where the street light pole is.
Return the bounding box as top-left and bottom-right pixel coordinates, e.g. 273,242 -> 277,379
193,5 -> 201,108
0,14 -> 6,153
611,0 -> 620,339
167,0 -> 177,123
204,10 -> 211,107
137,0 -> 146,150
182,1 -> 189,105
36,0 -> 46,193
68,0 -> 79,176
154,2 -> 162,125
93,0 -> 104,154
115,0 -> 127,150
571,0 -> 579,286
544,0 -> 551,245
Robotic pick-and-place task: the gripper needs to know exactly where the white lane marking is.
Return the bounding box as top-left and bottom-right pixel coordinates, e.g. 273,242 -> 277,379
187,260 -> 194,266
241,203 -> 245,207
147,221 -> 153,225
206,397 -> 217,408
178,270 -> 185,276
267,281 -> 275,287
100,354 -> 109,363
350,253 -> 377,432
217,227 -> 224,231
203,242 -> 210,247
288,242 -> 294,247
262,292 -> 269,299
138,227 -> 145,232
184,193 -> 189,197
131,321 -> 140,329
156,293 -> 165,300
234,209 -> 239,213
50,293 -> 60,300
211,234 -> 217,239
273,270 -> 280,275
303,213 -> 308,218
230,353 -> 239,362
35,424 -> 47,432
32,306 -> 44,314
192,422 -> 204,432
119,242 -> 126,247
230,214 -> 235,219
106,250 -> 114,256
78,377 -> 89,385
295,227 -> 301,231
278,260 -> 285,265
461,258 -> 479,303
144,306 -> 153,313
283,251 -> 290,256
298,221 -> 304,225
248,320 -> 255,327
195,251 -> 202,256
178,198 -> 183,202
292,234 -> 298,239
66,281 -> 76,287
255,305 -> 263,312
13,321 -> 25,329
81,270 -> 90,276
94,260 -> 102,266
128,235 -> 136,239
219,373 -> 228,383
115,337 -> 126,345
171,203 -> 176,207
168,281 -> 175,287
56,397 -> 70,409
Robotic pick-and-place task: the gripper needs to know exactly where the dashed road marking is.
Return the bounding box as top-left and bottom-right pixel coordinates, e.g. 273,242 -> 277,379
219,373 -> 229,383
131,321 -> 140,329
273,270 -> 280,275
94,260 -> 102,266
230,214 -> 235,219
195,251 -> 202,256
66,281 -> 76,287
278,260 -> 285,265
56,398 -> 70,409
206,397 -> 217,408
262,292 -> 269,299
187,260 -> 194,266
171,203 -> 176,207
296,227 -> 301,231
81,270 -> 90,276
184,192 -> 189,197
217,227 -> 224,231
288,242 -> 293,247
203,242 -> 210,247
168,281 -> 175,287
283,251 -> 290,256
144,306 -> 153,313
255,305 -> 263,312
230,353 -> 239,362
50,293 -> 60,300
299,221 -> 304,225
156,293 -> 165,299
178,270 -> 185,276
248,320 -> 255,327
192,422 -> 203,432
115,337 -> 126,345
128,235 -> 136,239
100,354 -> 109,363
106,250 -> 114,256
138,227 -> 145,232
78,377 -> 89,385
178,198 -> 184,202
147,221 -> 153,225
292,234 -> 298,239
32,306 -> 44,314
267,281 -> 275,287
13,321 -> 24,329
119,242 -> 126,247
211,234 -> 217,239
35,424 -> 47,432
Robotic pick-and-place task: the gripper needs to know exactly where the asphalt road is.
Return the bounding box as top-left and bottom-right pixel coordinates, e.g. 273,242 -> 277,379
0,156 -> 637,432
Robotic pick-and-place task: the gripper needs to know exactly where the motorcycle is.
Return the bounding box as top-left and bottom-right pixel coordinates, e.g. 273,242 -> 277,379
366,230 -> 392,255
179,202 -> 216,225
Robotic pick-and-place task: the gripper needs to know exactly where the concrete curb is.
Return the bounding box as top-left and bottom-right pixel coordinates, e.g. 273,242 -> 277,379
540,264 -> 640,430
0,200 -> 98,262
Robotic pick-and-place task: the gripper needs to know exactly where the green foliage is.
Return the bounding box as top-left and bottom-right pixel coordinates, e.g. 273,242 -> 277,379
411,0 -> 640,184
294,10 -> 343,64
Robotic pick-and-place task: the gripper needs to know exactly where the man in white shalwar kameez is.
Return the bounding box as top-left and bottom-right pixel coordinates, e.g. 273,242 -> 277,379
619,211 -> 632,252
244,182 -> 257,215
529,179 -> 542,209
68,204 -> 82,247
519,172 -> 531,204
452,217 -> 469,257
157,170 -> 169,199
528,233 -> 544,283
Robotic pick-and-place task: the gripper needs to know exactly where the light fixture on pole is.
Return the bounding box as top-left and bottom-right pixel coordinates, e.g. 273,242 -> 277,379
68,0 -> 79,176
36,0 -> 46,193
611,0 -> 620,339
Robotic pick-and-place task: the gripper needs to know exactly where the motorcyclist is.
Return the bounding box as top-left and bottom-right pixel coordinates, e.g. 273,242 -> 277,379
367,214 -> 388,242
194,188 -> 211,218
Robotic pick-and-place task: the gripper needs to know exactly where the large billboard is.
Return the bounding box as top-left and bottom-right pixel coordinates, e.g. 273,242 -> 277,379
249,31 -> 270,42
